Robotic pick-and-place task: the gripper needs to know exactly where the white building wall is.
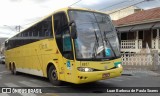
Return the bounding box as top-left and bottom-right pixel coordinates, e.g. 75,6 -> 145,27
106,6 -> 142,20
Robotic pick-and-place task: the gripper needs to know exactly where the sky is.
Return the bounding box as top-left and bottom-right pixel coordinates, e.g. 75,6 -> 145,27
0,0 -> 160,38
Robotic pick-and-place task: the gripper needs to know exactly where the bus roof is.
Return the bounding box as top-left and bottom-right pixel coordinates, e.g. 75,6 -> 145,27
6,7 -> 108,41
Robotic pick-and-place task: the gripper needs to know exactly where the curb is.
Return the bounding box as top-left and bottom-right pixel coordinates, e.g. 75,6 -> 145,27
122,74 -> 133,76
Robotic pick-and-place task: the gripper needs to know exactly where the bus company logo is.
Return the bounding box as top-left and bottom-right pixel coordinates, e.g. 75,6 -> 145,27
104,65 -> 108,70
2,88 -> 11,93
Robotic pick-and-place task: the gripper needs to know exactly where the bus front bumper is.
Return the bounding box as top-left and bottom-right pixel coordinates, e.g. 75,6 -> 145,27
75,67 -> 123,84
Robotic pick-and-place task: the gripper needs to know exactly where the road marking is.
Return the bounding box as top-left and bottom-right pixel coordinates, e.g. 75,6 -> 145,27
111,79 -> 123,82
29,80 -> 53,87
125,77 -> 132,80
0,71 -> 9,74
115,76 -> 123,79
30,80 -> 39,82
19,81 -> 42,87
4,83 -> 37,96
0,93 -> 9,96
29,80 -> 68,88
44,93 -> 59,96
133,76 -> 141,79
105,80 -> 112,83
4,83 -> 19,87
29,79 -> 46,84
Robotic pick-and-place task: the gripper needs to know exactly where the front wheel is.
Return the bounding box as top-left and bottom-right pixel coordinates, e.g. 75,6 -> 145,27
48,65 -> 62,86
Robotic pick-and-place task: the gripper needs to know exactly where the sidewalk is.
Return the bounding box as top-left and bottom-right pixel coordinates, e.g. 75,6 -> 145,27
122,69 -> 160,76
152,70 -> 160,75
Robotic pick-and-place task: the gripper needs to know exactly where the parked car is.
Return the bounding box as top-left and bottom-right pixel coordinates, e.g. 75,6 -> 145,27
0,56 -> 5,64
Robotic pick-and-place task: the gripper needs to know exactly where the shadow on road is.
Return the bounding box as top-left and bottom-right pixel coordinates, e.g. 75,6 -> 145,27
7,72 -> 118,93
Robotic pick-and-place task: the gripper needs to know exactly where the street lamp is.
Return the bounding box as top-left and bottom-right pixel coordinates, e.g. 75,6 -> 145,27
15,25 -> 21,32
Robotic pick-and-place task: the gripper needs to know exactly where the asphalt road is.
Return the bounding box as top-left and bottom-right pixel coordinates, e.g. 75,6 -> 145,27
0,63 -> 160,96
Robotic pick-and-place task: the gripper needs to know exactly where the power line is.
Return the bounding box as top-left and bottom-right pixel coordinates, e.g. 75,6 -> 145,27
0,32 -> 14,35
69,0 -> 82,7
0,32 -> 11,35
108,0 -> 154,14
1,0 -> 81,34
99,0 -> 129,11
3,25 -> 15,32
21,17 -> 42,27
3,25 -> 21,32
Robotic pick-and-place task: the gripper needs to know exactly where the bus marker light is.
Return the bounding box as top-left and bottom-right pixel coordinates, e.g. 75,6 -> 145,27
67,73 -> 71,75
56,50 -> 59,54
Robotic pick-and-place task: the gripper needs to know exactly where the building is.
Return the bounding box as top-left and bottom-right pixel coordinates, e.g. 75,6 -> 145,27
114,7 -> 160,53
0,38 -> 7,56
106,6 -> 143,20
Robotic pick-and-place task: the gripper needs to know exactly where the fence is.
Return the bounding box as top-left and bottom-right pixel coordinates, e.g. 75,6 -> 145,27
121,40 -> 136,49
121,50 -> 160,70
152,39 -> 156,49
121,39 -> 142,49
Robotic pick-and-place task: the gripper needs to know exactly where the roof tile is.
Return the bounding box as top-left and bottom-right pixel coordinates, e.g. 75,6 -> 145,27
115,7 -> 160,26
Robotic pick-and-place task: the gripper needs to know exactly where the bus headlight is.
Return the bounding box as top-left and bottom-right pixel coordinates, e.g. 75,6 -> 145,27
117,64 -> 122,68
77,67 -> 94,72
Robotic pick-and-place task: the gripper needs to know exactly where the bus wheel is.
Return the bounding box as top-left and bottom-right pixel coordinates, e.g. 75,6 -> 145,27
11,64 -> 18,75
48,65 -> 61,86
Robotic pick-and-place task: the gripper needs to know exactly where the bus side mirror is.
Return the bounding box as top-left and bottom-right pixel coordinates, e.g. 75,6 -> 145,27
69,20 -> 77,39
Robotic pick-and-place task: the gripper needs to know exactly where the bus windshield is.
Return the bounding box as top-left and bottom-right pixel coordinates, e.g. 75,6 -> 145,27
69,10 -> 120,60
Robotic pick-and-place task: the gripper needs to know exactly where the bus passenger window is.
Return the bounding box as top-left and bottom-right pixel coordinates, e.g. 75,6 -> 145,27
33,29 -> 38,37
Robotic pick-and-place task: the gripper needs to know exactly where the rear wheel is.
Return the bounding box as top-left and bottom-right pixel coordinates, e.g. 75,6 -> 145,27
48,65 -> 62,86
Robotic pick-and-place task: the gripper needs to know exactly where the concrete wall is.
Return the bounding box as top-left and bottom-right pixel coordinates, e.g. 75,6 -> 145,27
106,6 -> 143,20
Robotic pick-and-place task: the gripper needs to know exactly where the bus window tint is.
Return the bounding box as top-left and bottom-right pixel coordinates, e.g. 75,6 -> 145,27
5,16 -> 53,50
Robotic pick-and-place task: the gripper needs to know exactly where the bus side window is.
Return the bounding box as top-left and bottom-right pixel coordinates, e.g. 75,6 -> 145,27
5,41 -> 8,50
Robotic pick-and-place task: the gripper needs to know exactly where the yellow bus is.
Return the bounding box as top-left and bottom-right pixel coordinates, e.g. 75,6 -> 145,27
5,7 -> 122,85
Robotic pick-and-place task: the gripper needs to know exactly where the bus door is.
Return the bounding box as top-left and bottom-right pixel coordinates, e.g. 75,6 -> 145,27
62,33 -> 75,82
54,12 -> 75,82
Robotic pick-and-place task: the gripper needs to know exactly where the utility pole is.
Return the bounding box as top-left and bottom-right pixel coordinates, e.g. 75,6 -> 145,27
15,25 -> 21,32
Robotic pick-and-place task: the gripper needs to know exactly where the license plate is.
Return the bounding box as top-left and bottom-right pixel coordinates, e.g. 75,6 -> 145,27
102,73 -> 110,78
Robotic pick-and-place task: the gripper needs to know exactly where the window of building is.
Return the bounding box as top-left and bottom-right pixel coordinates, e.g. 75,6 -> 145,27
138,31 -> 143,39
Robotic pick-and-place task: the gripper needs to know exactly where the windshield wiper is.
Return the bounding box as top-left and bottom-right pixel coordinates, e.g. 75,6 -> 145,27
92,30 -> 99,58
104,31 -> 117,58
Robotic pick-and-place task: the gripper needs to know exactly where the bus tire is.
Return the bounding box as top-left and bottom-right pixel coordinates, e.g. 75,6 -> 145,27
11,64 -> 18,75
48,65 -> 61,86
